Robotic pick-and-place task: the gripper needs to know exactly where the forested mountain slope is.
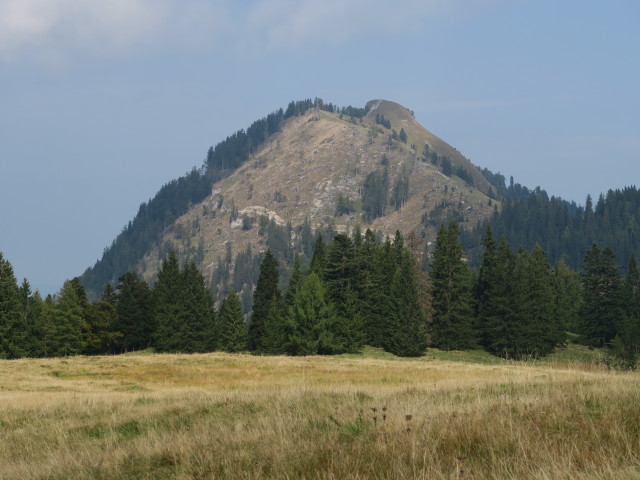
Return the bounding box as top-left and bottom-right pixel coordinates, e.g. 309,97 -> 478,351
463,184 -> 640,271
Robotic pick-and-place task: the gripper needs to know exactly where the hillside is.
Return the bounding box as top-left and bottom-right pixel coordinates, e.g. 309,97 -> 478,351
81,99 -> 496,298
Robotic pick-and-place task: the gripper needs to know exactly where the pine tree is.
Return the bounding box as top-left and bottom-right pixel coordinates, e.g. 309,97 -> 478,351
249,250 -> 281,352
430,222 -> 475,350
218,291 -> 247,352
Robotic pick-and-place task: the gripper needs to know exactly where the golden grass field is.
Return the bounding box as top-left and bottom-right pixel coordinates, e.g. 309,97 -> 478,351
1,347 -> 639,479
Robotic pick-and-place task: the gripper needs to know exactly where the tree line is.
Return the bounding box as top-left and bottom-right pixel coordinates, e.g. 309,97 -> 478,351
3,222 -> 640,363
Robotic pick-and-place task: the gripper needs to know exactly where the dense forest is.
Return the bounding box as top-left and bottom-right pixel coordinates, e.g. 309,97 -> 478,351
3,224 -> 640,365
469,174 -> 640,272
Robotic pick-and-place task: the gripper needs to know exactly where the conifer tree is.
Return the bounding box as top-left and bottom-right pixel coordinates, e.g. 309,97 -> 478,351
84,300 -> 120,354
260,255 -> 301,355
262,299 -> 288,354
101,283 -> 117,305
153,252 -> 185,352
365,236 -> 395,347
288,272 -> 335,355
552,260 -> 581,333
579,244 -> 622,346
25,290 -> 45,357
619,254 -> 640,364
249,250 -> 280,352
479,239 -> 519,356
385,252 -> 427,356
519,245 -> 562,356
475,225 -> 498,345
324,234 -> 355,312
218,291 -> 247,352
309,236 -> 327,278
181,261 -> 216,352
0,252 -> 25,358
430,222 -> 475,350
329,285 -> 366,354
115,272 -> 153,352
284,254 -> 303,308
46,279 -> 89,356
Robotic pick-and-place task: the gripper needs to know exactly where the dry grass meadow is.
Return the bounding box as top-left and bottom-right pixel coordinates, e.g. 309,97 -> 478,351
1,347 -> 639,479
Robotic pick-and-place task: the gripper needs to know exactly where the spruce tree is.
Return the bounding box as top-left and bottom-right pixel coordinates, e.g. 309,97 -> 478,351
352,229 -> 380,345
262,298 -> 288,354
519,245 -> 562,356
369,237 -> 396,347
309,236 -> 327,278
181,261 -> 215,352
218,291 -> 247,352
430,222 -> 475,350
475,225 -> 498,346
47,279 -> 89,356
480,239 -> 519,356
153,252 -> 185,352
619,254 -> 640,364
84,300 -> 120,354
115,272 -> 153,352
261,255 -> 302,355
288,272 -> 333,355
385,252 -> 428,356
249,250 -> 280,352
0,253 -> 25,358
579,244 -> 622,347
552,260 -> 581,333
25,290 -> 45,357
324,234 -> 355,312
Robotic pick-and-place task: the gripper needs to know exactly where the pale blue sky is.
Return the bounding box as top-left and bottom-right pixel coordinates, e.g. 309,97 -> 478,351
1,0 -> 638,295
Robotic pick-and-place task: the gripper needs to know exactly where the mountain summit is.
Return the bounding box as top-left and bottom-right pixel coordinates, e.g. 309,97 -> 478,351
81,99 -> 496,299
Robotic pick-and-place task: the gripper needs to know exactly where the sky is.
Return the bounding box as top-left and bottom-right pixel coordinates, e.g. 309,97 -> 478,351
1,0 -> 639,295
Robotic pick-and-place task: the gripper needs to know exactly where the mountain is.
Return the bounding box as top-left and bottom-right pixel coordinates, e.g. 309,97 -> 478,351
80,99 -> 497,299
